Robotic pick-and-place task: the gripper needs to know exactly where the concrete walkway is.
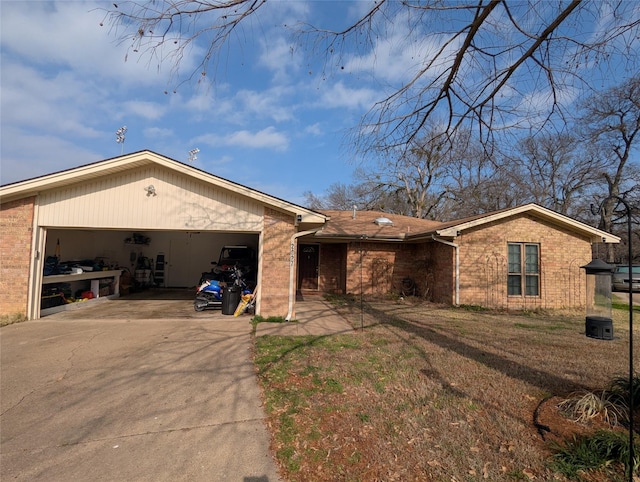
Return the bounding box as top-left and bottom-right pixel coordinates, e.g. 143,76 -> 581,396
254,298 -> 355,337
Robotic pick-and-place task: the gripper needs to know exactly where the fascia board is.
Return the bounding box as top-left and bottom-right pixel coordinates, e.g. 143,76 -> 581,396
1,150 -> 327,222
313,233 -> 407,242
435,204 -> 620,243
0,152 -> 156,202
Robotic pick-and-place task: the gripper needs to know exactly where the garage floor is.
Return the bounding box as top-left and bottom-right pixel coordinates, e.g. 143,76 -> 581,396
44,288 -> 234,321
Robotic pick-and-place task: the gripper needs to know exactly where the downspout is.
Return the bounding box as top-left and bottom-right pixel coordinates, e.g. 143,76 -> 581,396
432,235 -> 460,306
286,228 -> 321,321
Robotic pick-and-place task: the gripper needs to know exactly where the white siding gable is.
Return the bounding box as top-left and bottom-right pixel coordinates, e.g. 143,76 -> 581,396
37,166 -> 263,231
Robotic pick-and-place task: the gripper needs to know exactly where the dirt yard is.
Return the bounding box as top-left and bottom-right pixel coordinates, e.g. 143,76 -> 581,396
254,299 -> 639,481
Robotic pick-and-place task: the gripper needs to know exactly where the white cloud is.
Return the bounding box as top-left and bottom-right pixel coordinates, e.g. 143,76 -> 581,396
318,82 -> 377,110
123,101 -> 167,120
342,10 -> 460,87
195,126 -> 289,151
143,127 -> 174,139
305,123 -> 323,136
258,36 -> 302,84
0,1 -> 200,88
1,61 -> 105,138
0,127 -> 102,184
235,88 -> 296,122
181,84 -> 297,125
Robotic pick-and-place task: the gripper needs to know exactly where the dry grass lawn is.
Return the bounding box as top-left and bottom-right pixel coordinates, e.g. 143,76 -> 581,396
254,298 -> 639,481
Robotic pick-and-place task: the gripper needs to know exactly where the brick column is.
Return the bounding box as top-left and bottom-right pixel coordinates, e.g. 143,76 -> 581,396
260,208 -> 296,316
1,197 -> 35,318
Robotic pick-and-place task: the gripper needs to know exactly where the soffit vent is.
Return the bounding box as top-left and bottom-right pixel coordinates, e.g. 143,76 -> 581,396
374,217 -> 394,226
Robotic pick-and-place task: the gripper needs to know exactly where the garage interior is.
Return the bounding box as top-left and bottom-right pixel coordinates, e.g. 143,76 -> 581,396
41,228 -> 259,313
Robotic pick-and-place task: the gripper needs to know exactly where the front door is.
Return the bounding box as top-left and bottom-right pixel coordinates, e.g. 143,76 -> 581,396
298,244 -> 319,290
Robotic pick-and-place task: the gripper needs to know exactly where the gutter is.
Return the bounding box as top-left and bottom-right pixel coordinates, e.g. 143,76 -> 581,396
432,235 -> 460,306
286,228 -> 321,321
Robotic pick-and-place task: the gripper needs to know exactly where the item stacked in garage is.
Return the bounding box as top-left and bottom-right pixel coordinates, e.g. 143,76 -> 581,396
40,283 -> 71,309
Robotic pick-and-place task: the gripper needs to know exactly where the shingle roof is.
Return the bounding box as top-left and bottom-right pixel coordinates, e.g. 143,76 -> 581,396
317,210 -> 442,240
314,204 -> 619,244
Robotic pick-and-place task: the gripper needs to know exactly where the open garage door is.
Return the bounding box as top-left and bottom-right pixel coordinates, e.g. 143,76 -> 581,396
39,228 -> 259,315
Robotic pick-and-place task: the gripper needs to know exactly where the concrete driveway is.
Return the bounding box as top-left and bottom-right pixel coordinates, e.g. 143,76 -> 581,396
1,292 -> 282,482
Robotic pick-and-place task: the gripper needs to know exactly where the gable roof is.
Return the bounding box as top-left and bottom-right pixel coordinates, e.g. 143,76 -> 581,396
314,204 -> 619,244
423,203 -> 619,244
0,150 -> 327,224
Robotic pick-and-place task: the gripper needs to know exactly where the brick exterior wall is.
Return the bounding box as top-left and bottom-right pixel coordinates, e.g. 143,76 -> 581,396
314,214 -> 591,310
415,242 -> 455,304
457,214 -> 590,309
322,241 -> 454,301
318,244 -> 346,293
1,197 -> 35,317
337,242 -> 440,298
260,207 -> 296,316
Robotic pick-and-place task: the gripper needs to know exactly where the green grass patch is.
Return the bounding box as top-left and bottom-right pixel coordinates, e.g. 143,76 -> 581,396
252,314 -> 296,324
612,301 -> 640,312
253,300 -> 639,481
550,430 -> 639,480
323,293 -> 357,306
255,334 -> 364,474
457,304 -> 491,312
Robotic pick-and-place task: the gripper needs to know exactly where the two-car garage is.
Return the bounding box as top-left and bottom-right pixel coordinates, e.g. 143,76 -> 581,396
44,229 -> 259,289
0,150 -> 327,320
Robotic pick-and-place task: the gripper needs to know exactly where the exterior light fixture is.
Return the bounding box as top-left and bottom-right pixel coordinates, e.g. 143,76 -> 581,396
116,126 -> 127,154
144,185 -> 156,197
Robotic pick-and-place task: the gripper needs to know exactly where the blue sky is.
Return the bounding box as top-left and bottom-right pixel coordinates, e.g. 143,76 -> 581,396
1,1 -> 384,205
1,1 -> 637,207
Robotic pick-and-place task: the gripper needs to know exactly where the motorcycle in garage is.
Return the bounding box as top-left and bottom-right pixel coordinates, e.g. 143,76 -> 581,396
194,264 -> 252,313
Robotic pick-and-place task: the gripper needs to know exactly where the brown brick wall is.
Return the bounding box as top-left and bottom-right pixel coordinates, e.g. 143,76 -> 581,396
1,197 -> 35,317
318,244 -> 346,293
314,214 -> 590,309
344,242 -> 395,295
415,242 -> 455,304
457,214 -> 590,309
339,242 -> 423,297
260,208 -> 296,316
318,241 -> 455,301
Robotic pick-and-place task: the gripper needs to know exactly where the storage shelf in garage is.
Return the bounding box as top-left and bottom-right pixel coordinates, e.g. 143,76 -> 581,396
42,269 -> 123,286
41,269 -> 123,317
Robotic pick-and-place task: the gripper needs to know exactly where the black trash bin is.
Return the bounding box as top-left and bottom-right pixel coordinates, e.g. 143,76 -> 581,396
222,286 -> 240,315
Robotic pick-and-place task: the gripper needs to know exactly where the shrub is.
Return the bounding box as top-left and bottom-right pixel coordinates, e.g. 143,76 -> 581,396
550,430 -> 639,480
608,374 -> 640,413
558,390 -> 628,426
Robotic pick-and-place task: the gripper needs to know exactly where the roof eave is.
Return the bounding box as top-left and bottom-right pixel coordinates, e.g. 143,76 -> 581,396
313,233 -> 407,242
433,204 -> 620,244
0,150 -> 328,222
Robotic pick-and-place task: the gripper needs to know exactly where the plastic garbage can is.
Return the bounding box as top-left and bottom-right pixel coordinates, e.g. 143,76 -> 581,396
222,286 -> 240,315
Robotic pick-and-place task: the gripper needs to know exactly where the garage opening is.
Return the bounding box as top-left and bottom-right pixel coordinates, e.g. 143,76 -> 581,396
40,228 -> 259,315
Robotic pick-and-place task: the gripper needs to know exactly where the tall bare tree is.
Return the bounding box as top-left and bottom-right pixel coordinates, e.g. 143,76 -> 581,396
104,1 -> 640,156
441,144 -> 517,218
503,133 -> 605,216
580,76 -> 640,262
351,128 -> 454,219
303,181 -> 391,212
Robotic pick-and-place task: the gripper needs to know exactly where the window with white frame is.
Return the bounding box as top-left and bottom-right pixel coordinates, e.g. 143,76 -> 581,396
507,243 -> 540,296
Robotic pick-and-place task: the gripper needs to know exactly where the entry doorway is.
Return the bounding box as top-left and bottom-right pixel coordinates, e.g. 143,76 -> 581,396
298,244 -> 319,290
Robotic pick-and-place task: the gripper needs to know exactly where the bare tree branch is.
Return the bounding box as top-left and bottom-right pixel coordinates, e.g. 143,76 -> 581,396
102,1 -> 640,156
